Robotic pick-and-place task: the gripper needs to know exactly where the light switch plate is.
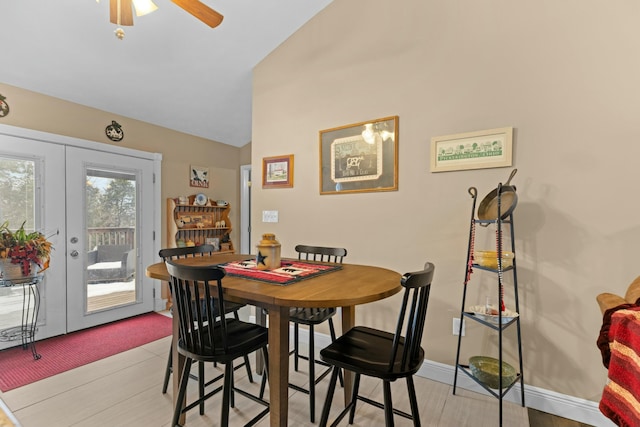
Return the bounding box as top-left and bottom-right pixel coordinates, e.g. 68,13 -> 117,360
262,210 -> 279,223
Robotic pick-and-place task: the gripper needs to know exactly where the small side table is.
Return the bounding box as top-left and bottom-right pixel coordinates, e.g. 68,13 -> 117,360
0,275 -> 43,360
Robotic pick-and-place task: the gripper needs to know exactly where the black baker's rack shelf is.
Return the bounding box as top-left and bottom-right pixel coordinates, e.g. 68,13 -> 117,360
452,184 -> 525,426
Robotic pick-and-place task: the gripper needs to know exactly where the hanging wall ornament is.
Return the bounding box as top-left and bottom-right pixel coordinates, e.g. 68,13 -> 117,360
105,120 -> 124,141
0,94 -> 10,118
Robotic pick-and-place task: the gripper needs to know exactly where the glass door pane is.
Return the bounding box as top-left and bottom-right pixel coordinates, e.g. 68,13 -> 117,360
85,169 -> 137,313
0,156 -> 36,330
0,135 -> 66,350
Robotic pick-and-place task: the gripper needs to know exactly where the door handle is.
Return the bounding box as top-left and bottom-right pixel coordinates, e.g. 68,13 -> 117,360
70,250 -> 79,258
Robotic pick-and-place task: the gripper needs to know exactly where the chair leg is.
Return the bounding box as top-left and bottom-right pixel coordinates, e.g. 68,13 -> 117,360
327,318 -> 344,387
319,366 -> 340,427
407,376 -> 421,427
348,373 -> 361,424
162,340 -> 172,394
309,324 -> 316,423
259,346 -> 269,398
383,381 -> 394,427
220,364 -> 233,427
230,365 -> 235,408
259,370 -> 267,399
294,323 -> 300,371
172,358 -> 193,427
234,310 -> 254,383
198,362 -> 205,415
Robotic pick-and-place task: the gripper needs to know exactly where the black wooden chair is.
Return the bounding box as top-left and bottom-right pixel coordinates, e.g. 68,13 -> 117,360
165,260 -> 270,427
319,262 -> 435,427
288,244 -> 347,423
159,246 -> 253,407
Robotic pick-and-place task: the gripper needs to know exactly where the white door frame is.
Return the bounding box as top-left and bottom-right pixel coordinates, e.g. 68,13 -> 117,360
240,164 -> 251,254
0,124 -> 164,331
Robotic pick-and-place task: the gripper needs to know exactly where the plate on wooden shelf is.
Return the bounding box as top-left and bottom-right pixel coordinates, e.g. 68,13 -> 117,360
194,193 -> 208,206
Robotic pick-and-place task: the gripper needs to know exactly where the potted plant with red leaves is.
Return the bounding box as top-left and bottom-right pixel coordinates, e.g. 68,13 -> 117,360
0,221 -> 53,281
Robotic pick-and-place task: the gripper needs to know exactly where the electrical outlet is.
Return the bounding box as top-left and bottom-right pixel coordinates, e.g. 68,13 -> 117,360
262,210 -> 279,223
453,318 -> 465,336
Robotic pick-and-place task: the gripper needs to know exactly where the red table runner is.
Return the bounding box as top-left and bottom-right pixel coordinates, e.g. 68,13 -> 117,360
218,259 -> 342,285
600,307 -> 640,426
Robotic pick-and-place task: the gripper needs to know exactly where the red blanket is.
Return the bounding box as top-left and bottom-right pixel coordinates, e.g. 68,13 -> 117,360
598,302 -> 639,369
600,308 -> 640,427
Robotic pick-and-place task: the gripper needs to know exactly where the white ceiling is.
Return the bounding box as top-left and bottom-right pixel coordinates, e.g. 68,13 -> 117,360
2,0 -> 333,147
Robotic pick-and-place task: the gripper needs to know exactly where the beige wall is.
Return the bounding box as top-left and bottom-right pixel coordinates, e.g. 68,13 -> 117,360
252,0 -> 640,403
239,142 -> 252,166
0,82 -> 243,249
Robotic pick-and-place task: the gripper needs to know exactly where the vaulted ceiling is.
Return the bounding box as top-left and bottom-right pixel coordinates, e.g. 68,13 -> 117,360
2,0 -> 333,147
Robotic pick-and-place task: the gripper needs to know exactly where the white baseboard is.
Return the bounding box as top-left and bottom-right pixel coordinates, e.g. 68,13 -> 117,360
418,359 -> 614,427
256,319 -> 616,427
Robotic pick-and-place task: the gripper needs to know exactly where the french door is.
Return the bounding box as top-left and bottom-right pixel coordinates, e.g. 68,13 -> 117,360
66,146 -> 155,331
0,126 -> 158,349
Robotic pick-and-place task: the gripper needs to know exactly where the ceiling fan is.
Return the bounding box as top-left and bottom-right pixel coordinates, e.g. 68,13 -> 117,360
108,0 -> 223,28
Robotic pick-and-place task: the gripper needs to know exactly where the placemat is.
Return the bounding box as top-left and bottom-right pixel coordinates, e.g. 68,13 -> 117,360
219,259 -> 342,285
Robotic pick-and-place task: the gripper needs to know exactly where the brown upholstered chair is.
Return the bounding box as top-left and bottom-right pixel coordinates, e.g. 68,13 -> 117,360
597,275 -> 640,315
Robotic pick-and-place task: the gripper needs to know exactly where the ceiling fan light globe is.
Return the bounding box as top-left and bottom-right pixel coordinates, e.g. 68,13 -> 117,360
132,0 -> 158,16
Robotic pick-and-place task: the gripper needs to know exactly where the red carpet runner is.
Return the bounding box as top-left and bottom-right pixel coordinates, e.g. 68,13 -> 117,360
0,312 -> 171,392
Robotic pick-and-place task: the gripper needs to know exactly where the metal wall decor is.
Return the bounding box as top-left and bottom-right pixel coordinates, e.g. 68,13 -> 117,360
105,120 -> 124,142
0,94 -> 10,118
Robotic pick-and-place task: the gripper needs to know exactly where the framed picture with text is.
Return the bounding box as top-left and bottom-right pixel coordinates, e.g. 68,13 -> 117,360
319,116 -> 398,195
430,127 -> 513,172
190,165 -> 210,188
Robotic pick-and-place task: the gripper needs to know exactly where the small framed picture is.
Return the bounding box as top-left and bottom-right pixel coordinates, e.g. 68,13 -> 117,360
190,165 -> 210,188
205,237 -> 220,251
263,155 -> 294,189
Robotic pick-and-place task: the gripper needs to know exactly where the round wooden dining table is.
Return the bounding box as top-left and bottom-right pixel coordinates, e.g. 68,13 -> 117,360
146,253 -> 402,427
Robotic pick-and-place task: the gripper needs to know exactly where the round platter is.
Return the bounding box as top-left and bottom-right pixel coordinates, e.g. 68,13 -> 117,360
194,193 -> 208,206
467,305 -> 519,324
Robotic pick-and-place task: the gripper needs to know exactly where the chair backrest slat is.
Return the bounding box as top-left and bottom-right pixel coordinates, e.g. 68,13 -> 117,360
165,260 -> 228,356
159,244 -> 215,261
388,262 -> 434,371
295,244 -> 347,264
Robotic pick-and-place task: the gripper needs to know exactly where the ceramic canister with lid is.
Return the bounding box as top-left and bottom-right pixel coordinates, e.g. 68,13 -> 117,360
256,233 -> 281,270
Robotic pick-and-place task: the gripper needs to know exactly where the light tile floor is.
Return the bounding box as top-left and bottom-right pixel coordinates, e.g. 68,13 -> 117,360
0,335 -> 529,426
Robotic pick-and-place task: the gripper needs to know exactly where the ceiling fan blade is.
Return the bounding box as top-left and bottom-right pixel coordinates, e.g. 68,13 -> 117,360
171,0 -> 224,28
110,0 -> 134,26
